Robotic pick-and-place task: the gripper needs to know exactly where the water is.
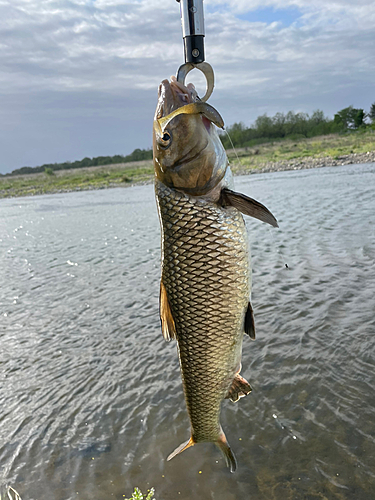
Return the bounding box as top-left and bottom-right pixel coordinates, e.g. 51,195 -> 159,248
0,164 -> 374,500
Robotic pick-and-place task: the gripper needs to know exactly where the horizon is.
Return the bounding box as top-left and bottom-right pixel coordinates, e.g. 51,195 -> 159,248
1,0 -> 374,174
4,103 -> 373,176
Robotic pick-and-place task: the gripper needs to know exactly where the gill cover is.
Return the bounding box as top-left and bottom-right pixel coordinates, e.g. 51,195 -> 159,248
153,100 -> 227,196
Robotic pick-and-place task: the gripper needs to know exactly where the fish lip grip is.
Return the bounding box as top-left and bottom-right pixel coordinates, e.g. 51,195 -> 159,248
176,0 -> 215,102
176,61 -> 214,103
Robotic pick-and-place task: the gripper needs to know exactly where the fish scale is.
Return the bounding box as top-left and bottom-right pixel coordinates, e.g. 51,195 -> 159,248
155,179 -> 250,444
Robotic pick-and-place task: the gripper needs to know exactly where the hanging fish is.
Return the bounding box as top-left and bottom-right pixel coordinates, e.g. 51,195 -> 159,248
153,76 -> 278,472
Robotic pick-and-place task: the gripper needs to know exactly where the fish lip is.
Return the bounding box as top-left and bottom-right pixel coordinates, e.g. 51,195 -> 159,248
156,80 -> 173,118
157,78 -> 197,118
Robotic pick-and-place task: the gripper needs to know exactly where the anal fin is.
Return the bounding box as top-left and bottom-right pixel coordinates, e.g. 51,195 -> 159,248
226,373 -> 252,403
245,302 -> 256,340
221,188 -> 278,228
160,281 -> 176,342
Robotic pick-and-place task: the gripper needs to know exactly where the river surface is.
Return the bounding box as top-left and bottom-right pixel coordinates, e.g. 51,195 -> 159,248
1,163 -> 375,500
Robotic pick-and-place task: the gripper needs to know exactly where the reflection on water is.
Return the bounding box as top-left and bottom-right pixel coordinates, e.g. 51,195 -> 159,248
0,164 -> 375,499
0,485 -> 22,500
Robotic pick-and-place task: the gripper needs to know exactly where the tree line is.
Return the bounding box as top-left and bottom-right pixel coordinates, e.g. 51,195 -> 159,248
220,103 -> 375,149
7,148 -> 153,177
4,103 -> 375,177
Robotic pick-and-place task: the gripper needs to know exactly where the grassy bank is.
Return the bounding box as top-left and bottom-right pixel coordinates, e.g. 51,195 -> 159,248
0,160 -> 154,198
1,130 -> 375,199
226,129 -> 375,174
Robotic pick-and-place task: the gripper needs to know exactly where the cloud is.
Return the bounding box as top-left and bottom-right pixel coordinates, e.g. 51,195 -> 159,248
0,0 -> 185,97
0,0 -> 374,173
1,0 -> 374,93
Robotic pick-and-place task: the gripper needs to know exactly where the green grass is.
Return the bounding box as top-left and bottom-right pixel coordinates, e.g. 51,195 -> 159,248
1,130 -> 374,198
0,161 -> 154,198
226,130 -> 375,174
123,487 -> 155,500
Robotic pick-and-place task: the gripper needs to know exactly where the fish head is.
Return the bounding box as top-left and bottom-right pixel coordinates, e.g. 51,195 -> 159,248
153,77 -> 228,196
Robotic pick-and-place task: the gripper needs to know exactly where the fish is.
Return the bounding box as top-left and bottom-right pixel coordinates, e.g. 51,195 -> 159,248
153,76 -> 278,472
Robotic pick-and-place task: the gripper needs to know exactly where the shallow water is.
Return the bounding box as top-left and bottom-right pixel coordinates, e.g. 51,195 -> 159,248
0,163 -> 374,500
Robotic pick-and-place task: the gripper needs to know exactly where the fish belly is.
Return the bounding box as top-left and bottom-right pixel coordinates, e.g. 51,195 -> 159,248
156,180 -> 250,442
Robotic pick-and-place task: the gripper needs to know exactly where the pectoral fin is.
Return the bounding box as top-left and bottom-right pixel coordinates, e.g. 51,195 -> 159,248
225,373 -> 252,403
245,302 -> 256,340
221,188 -> 278,228
160,281 -> 176,342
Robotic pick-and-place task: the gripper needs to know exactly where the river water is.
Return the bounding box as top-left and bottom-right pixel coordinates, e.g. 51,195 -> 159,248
0,163 -> 374,500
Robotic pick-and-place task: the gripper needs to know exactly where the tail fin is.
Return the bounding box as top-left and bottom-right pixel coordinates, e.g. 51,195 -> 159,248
167,432 -> 237,473
167,437 -> 195,462
216,431 -> 237,473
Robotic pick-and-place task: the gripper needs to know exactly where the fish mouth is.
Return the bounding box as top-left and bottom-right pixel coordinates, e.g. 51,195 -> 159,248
154,77 -> 224,136
157,77 -> 199,119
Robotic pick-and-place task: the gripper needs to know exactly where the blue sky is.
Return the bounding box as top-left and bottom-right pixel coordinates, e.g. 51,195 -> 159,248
237,7 -> 301,26
0,0 -> 374,174
207,5 -> 302,26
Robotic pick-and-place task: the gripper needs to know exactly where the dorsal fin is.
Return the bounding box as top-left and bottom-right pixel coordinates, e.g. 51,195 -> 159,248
221,188 -> 278,228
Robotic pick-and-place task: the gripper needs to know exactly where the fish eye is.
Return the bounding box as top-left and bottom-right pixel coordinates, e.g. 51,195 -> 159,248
158,130 -> 172,149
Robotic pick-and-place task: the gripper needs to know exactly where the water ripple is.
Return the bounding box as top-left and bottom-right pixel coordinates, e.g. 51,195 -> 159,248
1,166 -> 375,499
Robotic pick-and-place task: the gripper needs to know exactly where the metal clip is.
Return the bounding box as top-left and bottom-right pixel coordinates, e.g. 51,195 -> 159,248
176,61 -> 215,103
176,0 -> 215,102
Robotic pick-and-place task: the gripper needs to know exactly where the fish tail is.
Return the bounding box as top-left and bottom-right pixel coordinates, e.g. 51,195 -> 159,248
167,436 -> 195,462
167,432 -> 237,473
216,430 -> 237,473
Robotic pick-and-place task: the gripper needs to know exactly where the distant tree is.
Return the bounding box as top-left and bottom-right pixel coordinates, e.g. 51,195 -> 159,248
222,122 -> 247,147
254,114 -> 273,138
310,110 -> 326,124
9,148 -> 153,176
294,112 -> 309,136
227,122 -> 246,133
369,102 -> 375,123
124,148 -> 152,162
220,108 -> 339,148
334,106 -> 353,129
334,106 -> 365,129
272,112 -> 286,137
353,109 -> 365,128
80,157 -> 92,167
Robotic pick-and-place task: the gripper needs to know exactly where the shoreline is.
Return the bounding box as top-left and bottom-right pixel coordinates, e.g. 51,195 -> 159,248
232,150 -> 375,175
1,150 -> 375,199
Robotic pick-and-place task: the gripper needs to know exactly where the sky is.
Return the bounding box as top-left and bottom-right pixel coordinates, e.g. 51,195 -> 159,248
0,0 -> 374,174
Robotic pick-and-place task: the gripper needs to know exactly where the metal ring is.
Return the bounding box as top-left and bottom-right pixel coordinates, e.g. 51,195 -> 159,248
176,61 -> 215,102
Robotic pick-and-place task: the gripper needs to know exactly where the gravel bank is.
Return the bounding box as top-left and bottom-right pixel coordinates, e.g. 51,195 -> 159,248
235,151 -> 375,175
